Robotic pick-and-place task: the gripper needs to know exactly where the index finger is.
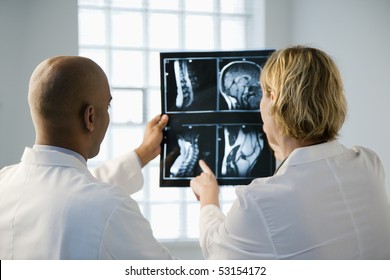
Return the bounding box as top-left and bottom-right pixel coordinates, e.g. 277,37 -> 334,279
198,160 -> 213,175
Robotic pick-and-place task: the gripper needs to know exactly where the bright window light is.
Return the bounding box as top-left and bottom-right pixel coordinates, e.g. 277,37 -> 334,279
78,0 -> 263,242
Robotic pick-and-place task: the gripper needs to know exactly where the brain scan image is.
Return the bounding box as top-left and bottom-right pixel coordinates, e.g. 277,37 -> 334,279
219,61 -> 262,110
220,125 -> 264,177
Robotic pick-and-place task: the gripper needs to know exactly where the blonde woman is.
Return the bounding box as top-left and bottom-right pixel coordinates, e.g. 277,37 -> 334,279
191,46 -> 390,259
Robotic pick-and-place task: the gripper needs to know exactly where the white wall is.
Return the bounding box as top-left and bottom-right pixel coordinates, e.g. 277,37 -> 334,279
0,0 -> 78,168
264,0 -> 390,198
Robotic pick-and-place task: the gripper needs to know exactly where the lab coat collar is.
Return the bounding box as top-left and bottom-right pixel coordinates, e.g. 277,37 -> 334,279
276,140 -> 346,173
33,144 -> 87,164
21,147 -> 88,171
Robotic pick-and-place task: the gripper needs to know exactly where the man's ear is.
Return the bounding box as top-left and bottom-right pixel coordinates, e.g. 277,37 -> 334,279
83,105 -> 95,132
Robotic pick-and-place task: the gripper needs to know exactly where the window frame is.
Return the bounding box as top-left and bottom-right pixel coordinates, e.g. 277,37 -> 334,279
78,0 -> 264,242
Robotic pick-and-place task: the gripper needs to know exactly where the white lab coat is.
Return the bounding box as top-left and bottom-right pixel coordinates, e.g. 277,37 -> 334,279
0,147 -> 173,259
199,141 -> 390,259
90,150 -> 143,195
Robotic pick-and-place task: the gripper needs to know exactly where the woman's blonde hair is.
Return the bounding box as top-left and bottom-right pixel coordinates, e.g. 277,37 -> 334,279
260,46 -> 347,142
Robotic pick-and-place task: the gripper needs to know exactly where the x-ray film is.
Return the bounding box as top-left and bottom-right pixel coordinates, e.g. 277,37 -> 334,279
160,50 -> 276,187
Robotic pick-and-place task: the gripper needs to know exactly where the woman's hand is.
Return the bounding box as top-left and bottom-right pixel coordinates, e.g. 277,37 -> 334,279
190,160 -> 220,208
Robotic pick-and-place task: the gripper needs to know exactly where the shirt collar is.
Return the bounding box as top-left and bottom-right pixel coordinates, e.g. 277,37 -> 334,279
275,140 -> 346,174
33,145 -> 87,166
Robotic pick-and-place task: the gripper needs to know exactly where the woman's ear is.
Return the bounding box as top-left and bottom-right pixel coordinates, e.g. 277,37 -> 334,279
270,91 -> 276,103
83,105 -> 95,132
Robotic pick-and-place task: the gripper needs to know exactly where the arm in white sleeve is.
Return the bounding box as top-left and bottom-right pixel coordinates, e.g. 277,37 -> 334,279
99,197 -> 175,260
199,187 -> 276,259
91,150 -> 143,195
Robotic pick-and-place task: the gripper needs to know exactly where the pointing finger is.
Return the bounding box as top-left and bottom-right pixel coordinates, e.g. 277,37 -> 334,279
198,160 -> 213,175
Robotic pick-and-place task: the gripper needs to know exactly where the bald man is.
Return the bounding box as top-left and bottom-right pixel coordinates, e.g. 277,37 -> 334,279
0,56 -> 174,259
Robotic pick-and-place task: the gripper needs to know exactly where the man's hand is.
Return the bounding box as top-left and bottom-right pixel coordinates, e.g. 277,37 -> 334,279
190,160 -> 220,208
135,114 -> 169,167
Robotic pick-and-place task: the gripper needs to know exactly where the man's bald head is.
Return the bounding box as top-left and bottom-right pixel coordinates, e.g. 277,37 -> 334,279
28,56 -> 109,127
28,56 -> 112,158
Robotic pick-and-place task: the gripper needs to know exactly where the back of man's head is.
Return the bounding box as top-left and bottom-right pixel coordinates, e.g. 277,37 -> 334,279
27,56 -> 110,157
29,56 -> 106,123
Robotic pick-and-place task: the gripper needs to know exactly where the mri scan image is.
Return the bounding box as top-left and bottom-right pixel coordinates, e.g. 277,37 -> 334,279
160,50 -> 276,187
163,125 -> 215,180
164,58 -> 217,112
174,60 -> 194,109
169,135 -> 199,177
219,125 -> 264,177
219,61 -> 262,111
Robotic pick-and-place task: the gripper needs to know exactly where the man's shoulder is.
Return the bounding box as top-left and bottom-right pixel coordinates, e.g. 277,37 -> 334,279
0,163 -> 19,179
0,164 -> 17,172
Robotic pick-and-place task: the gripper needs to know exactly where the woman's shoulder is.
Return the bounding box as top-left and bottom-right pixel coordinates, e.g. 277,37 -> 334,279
235,175 -> 293,199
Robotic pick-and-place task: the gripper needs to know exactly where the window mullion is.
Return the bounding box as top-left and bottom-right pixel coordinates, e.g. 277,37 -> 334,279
106,0 -> 114,161
143,0 -> 152,225
214,0 -> 221,49
79,0 -> 260,242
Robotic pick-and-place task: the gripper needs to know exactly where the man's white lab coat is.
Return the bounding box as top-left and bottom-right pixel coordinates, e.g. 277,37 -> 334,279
199,141 -> 390,259
0,147 -> 173,259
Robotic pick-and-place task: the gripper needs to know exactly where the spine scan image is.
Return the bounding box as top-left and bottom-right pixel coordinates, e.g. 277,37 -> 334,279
174,60 -> 194,109
170,133 -> 200,177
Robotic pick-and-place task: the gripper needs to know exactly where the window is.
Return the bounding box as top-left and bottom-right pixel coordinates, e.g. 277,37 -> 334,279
78,0 -> 265,241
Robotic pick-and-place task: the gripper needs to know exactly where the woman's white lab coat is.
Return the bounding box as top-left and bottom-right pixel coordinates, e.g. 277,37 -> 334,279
199,141 -> 390,259
0,147 -> 173,259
